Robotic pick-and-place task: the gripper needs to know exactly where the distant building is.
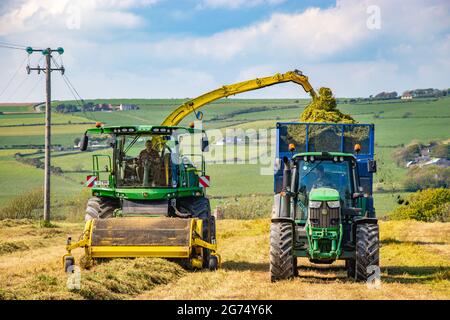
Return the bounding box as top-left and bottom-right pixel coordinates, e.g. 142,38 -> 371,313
94,103 -> 113,111
401,91 -> 413,100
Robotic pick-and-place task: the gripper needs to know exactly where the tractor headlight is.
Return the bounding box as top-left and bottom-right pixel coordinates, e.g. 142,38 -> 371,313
309,201 -> 322,209
327,201 -> 340,208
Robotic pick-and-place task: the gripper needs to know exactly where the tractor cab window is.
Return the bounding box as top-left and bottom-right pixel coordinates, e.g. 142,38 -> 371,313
115,134 -> 173,187
298,159 -> 354,207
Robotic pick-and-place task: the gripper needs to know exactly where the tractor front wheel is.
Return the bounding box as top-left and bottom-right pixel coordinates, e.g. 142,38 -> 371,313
355,223 -> 380,282
270,221 -> 296,282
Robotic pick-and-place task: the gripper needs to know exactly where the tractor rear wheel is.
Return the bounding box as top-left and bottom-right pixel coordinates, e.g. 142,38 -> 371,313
178,197 -> 215,268
270,222 -> 295,282
355,223 -> 380,282
85,196 -> 119,221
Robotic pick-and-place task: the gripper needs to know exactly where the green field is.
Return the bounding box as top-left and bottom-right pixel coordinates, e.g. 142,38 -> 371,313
0,96 -> 449,217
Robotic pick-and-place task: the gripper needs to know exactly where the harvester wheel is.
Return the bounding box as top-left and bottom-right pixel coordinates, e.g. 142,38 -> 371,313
270,222 -> 295,282
355,223 -> 379,282
178,197 -> 214,268
209,255 -> 219,271
85,196 -> 119,221
64,256 -> 75,273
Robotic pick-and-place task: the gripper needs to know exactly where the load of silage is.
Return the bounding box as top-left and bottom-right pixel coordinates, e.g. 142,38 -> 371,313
300,87 -> 356,123
283,87 -> 368,152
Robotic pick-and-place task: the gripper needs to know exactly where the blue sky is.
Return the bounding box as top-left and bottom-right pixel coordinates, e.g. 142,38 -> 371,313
0,0 -> 449,102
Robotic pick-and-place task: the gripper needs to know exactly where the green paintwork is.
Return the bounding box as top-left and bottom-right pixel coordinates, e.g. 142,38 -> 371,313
92,186 -> 203,200
85,124 -> 207,204
309,188 -> 340,201
305,224 -> 343,260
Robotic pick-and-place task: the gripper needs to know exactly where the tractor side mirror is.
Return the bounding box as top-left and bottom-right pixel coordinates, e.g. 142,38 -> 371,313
80,134 -> 89,151
201,136 -> 209,152
368,160 -> 377,173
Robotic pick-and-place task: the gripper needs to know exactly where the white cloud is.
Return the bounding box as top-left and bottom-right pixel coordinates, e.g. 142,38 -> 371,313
0,0 -> 449,101
142,2 -> 376,62
0,0 -> 160,36
197,0 -> 285,10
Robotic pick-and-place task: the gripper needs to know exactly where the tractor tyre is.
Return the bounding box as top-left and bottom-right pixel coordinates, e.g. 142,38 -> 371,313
270,221 -> 295,282
355,223 -> 380,282
178,197 -> 214,268
85,196 -> 119,221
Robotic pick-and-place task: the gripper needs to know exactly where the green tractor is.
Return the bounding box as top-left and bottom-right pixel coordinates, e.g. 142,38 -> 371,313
270,122 -> 379,282
63,124 -> 219,271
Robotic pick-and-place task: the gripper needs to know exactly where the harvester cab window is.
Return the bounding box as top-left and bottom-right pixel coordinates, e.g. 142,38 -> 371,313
176,132 -> 204,173
115,134 -> 173,187
298,159 -> 354,207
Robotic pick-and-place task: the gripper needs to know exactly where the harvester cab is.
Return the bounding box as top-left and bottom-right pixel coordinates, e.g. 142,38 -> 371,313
63,124 -> 219,271
270,122 -> 379,282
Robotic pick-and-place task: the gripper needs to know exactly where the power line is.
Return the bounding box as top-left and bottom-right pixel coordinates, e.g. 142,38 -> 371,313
0,44 -> 26,50
51,57 -> 84,102
51,56 -> 97,121
5,55 -> 43,102
51,57 -> 83,106
23,73 -> 43,100
0,55 -> 29,98
6,74 -> 29,102
0,41 -> 28,48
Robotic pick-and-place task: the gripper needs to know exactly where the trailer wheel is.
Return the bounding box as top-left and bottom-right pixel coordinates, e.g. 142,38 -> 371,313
85,196 -> 119,221
355,223 -> 380,282
270,222 -> 295,282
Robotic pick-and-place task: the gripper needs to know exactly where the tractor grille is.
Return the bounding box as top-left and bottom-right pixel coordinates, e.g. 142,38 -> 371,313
309,202 -> 340,228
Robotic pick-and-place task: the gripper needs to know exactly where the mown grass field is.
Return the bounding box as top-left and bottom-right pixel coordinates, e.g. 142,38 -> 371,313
0,219 -> 448,300
0,96 -> 449,215
0,96 -> 449,300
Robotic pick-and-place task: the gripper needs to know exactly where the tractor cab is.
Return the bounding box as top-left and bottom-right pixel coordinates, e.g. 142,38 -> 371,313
294,152 -> 360,222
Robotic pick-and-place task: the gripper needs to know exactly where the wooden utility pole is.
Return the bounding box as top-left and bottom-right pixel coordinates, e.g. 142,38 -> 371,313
26,47 -> 65,224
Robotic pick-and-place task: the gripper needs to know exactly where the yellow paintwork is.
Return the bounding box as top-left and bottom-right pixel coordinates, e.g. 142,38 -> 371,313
63,217 -> 219,270
161,70 -> 316,126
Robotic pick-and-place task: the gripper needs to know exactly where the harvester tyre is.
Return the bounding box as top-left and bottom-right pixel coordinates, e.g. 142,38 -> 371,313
85,196 -> 119,221
209,255 -> 219,271
64,256 -> 75,273
270,222 -> 295,282
178,197 -> 214,268
355,223 -> 379,282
